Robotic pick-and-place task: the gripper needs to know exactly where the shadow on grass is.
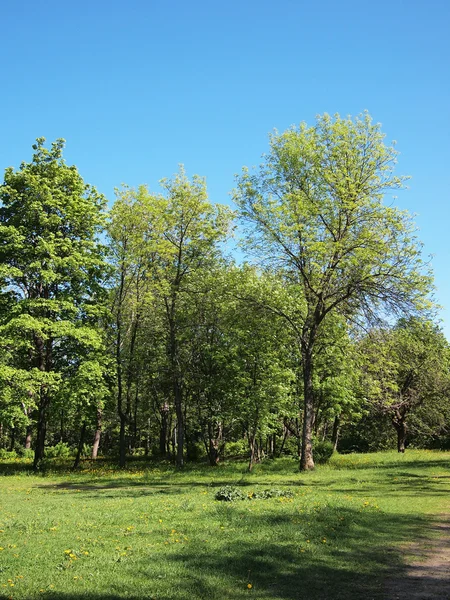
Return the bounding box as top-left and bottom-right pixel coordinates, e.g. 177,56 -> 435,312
6,507 -> 439,600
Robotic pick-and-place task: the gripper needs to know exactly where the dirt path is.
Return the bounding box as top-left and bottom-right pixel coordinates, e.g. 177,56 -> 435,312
387,517 -> 450,599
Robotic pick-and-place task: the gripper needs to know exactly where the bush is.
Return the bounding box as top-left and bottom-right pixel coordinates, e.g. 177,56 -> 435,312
249,489 -> 294,500
215,486 -> 294,501
215,485 -> 246,501
45,442 -> 72,458
0,449 -> 17,459
313,440 -> 334,464
224,439 -> 248,458
16,447 -> 34,459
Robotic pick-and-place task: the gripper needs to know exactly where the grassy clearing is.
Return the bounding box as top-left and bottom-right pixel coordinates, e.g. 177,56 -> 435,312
0,450 -> 449,599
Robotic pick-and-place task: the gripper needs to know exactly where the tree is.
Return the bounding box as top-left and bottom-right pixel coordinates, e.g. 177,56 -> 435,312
360,319 -> 450,452
234,113 -> 433,470
108,171 -> 233,467
0,138 -> 108,469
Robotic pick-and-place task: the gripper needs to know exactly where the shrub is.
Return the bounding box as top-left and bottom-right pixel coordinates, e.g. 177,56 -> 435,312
45,442 -> 72,458
313,440 -> 334,464
0,449 -> 17,459
250,489 -> 294,499
224,439 -> 248,458
215,485 -> 246,501
16,447 -> 34,459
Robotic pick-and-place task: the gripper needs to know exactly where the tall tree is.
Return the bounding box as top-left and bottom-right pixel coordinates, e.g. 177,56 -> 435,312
235,113 -> 433,470
108,171 -> 232,467
360,319 -> 450,452
0,138 -> 108,469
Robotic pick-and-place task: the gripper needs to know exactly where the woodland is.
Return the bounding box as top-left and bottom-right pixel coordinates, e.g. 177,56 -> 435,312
1,113 -> 449,472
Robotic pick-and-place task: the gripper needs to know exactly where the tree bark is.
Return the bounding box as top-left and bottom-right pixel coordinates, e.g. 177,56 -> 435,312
300,343 -> 315,471
91,408 -> 102,459
73,421 -> 87,469
331,415 -> 340,452
159,402 -> 169,456
392,410 -> 407,453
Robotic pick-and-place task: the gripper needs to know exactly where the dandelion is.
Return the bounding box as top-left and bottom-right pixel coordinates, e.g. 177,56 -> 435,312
247,583 -> 253,589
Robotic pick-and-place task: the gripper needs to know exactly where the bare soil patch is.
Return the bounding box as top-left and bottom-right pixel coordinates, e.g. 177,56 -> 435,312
387,516 -> 450,599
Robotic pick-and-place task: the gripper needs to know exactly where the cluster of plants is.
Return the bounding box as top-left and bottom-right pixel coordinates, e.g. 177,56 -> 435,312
214,485 -> 295,501
0,113 -> 449,472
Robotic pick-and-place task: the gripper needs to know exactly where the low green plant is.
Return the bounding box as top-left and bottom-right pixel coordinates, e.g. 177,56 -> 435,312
215,485 -> 246,501
45,441 -> 72,458
313,439 -> 334,464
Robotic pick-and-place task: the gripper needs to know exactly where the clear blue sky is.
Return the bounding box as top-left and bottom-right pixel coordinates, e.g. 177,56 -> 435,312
1,0 -> 449,336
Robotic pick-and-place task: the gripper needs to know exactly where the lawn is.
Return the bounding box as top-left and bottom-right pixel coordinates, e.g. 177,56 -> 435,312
0,450 -> 449,599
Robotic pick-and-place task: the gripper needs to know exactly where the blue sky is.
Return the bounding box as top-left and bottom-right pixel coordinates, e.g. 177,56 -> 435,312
1,0 -> 449,335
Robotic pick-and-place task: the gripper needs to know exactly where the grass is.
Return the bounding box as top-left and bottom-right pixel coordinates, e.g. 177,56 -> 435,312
0,450 -> 449,599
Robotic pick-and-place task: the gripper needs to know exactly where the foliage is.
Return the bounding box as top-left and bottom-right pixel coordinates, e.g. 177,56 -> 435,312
214,485 -> 247,501
0,138 -> 109,467
234,112 -> 433,470
44,441 -> 72,458
312,439 -> 335,464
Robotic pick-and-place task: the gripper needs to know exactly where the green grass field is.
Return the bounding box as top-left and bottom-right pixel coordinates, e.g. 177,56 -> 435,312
0,450 -> 449,600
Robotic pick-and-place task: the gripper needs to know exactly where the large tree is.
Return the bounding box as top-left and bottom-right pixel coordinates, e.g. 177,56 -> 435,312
360,319 -> 450,452
0,138 -> 108,469
234,113 -> 433,470
108,171 -> 232,467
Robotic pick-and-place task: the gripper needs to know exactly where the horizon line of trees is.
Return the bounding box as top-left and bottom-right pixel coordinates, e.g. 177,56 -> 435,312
0,113 -> 449,472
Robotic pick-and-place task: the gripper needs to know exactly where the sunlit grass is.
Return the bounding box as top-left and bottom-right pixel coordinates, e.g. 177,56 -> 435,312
0,450 -> 449,599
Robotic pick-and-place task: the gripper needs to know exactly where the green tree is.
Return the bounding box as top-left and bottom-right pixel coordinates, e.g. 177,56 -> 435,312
235,113 -> 433,470
0,138 -> 109,468
360,319 -> 450,452
108,171 -> 233,467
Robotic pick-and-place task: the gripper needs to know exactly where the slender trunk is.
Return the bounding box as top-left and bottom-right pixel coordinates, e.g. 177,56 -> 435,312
392,410 -> 407,453
207,422 -> 222,466
119,414 -> 127,467
60,409 -> 65,442
248,434 -> 256,472
116,267 -> 127,467
91,408 -> 102,459
145,418 -> 151,456
169,317 -> 184,467
278,424 -> 289,457
33,395 -> 48,469
159,402 -> 169,456
73,421 -> 87,469
132,383 -> 139,451
25,426 -> 32,450
331,415 -> 340,452
300,344 -> 315,471
9,428 -> 15,452
33,334 -> 51,470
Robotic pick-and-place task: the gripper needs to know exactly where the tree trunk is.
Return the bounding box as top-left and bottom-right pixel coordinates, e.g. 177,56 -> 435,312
159,402 -> 169,456
33,394 -> 48,470
91,408 -> 102,459
33,334 -> 51,471
119,414 -> 127,467
248,435 -> 256,472
9,428 -> 15,452
73,421 -> 87,469
331,415 -> 340,452
300,344 -> 315,471
392,409 -> 407,453
207,422 -> 222,466
25,426 -> 32,450
392,412 -> 407,453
